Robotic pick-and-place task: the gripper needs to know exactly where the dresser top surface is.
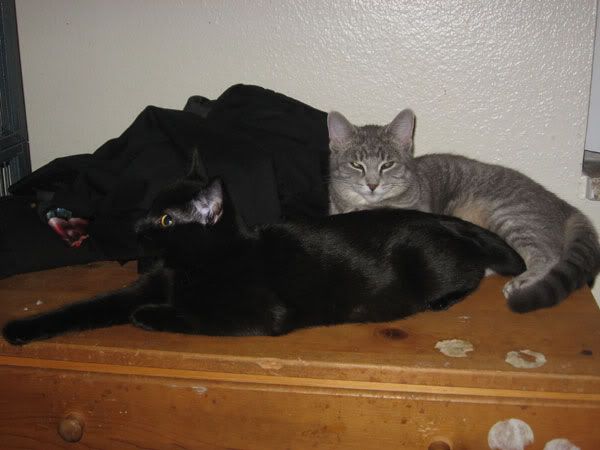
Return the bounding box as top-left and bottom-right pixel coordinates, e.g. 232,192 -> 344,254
1,262 -> 599,394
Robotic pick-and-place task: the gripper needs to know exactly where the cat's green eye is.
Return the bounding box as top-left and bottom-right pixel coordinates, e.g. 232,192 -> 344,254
350,161 -> 363,171
159,214 -> 174,228
381,161 -> 396,171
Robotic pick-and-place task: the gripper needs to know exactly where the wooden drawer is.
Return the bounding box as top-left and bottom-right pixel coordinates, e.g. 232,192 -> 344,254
1,364 -> 598,449
1,263 -> 599,449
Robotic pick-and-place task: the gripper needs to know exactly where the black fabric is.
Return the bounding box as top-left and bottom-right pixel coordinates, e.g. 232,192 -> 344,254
205,85 -> 330,220
0,196 -> 106,277
1,84 -> 329,278
183,95 -> 214,118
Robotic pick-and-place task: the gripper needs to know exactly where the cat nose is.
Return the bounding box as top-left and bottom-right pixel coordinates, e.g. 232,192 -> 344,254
367,183 -> 379,192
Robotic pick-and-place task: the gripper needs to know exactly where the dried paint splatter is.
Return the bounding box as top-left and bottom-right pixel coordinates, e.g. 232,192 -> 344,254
435,339 -> 474,358
505,349 -> 546,369
543,438 -> 580,450
255,358 -> 284,370
192,386 -> 207,395
488,418 -> 534,450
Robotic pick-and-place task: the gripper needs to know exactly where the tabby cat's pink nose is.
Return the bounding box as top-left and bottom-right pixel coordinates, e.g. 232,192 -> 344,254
368,183 -> 379,192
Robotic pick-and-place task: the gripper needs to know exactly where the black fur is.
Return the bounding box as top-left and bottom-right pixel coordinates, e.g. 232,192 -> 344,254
3,160 -> 525,345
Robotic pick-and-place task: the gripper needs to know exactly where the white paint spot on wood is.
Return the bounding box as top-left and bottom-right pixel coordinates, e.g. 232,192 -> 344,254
544,438 -> 580,450
505,349 -> 547,369
488,418 -> 534,450
192,385 -> 207,395
35,299 -> 43,306
295,357 -> 308,366
23,307 -> 29,311
256,358 -> 284,370
435,339 -> 474,357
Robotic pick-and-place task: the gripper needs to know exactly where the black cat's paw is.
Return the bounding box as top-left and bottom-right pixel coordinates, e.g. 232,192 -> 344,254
2,319 -> 37,345
428,291 -> 468,311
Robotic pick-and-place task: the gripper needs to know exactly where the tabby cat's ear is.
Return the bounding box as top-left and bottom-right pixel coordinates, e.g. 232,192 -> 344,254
385,109 -> 415,145
188,149 -> 209,182
327,111 -> 356,148
193,178 -> 224,225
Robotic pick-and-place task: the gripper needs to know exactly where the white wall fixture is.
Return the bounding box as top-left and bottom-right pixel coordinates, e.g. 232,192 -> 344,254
585,0 -> 600,153
582,1 -> 600,200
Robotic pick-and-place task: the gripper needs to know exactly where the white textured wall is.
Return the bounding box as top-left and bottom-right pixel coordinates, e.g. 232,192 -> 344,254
15,0 -> 600,297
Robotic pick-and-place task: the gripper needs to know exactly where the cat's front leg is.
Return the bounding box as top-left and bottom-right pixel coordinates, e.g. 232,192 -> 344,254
2,319 -> 40,345
2,269 -> 171,345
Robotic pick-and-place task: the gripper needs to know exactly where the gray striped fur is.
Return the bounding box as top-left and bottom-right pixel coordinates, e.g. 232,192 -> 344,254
328,110 -> 600,312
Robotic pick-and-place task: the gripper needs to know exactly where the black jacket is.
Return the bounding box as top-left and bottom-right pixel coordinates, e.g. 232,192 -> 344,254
0,85 -> 330,278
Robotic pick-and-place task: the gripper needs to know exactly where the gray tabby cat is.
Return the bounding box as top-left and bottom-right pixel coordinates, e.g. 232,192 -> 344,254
327,110 -> 600,312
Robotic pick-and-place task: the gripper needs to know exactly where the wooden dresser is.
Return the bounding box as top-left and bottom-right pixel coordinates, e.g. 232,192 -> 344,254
0,262 -> 598,449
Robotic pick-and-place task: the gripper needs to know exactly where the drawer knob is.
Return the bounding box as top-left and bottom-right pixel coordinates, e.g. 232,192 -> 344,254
58,414 -> 84,443
428,441 -> 452,450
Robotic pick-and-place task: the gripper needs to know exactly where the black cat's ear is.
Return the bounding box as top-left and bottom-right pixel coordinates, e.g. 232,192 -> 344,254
193,178 -> 224,225
385,109 -> 415,146
188,149 -> 209,182
327,111 -> 356,149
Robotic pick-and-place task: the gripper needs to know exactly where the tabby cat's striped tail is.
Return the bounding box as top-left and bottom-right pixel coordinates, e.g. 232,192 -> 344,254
508,213 -> 600,313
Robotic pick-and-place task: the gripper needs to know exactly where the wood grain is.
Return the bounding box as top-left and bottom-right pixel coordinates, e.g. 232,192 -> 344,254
1,366 -> 598,450
1,262 -> 598,393
0,261 -> 599,449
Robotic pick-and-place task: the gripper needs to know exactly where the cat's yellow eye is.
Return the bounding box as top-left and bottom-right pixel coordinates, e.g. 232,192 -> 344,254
350,161 -> 363,170
159,214 -> 174,228
381,161 -> 396,170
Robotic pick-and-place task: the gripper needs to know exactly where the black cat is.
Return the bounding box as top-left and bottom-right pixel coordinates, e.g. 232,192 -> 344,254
3,155 -> 525,345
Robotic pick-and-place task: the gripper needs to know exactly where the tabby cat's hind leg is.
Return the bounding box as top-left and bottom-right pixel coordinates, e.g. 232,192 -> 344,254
502,267 -> 550,299
502,246 -> 563,312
